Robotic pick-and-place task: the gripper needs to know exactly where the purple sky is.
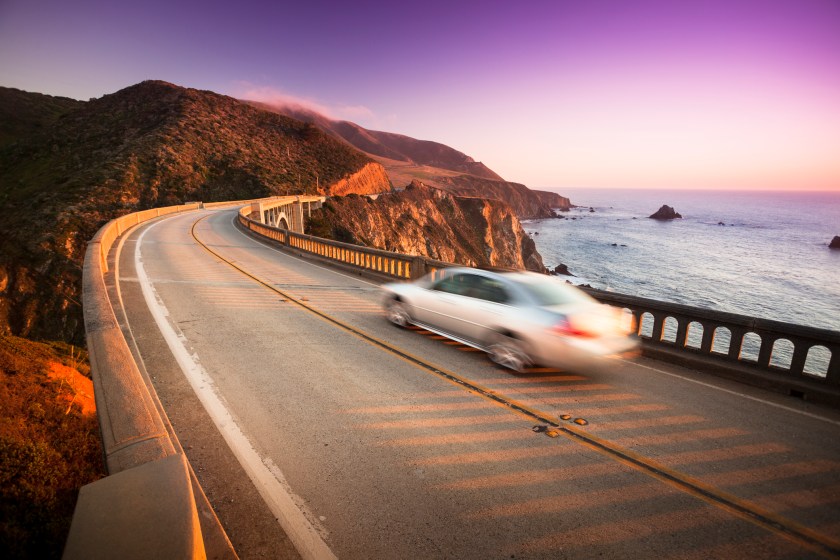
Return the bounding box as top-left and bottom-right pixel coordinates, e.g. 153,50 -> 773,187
1,0 -> 839,190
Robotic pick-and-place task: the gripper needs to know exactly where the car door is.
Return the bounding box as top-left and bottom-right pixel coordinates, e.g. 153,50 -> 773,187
456,276 -> 514,344
409,273 -> 478,336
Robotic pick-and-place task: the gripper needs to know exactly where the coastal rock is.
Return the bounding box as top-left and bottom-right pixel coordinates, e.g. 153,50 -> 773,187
551,263 -> 574,276
649,205 -> 682,220
830,236 -> 840,249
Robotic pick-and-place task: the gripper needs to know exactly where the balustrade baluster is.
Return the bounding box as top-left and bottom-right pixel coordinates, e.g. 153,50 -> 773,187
651,313 -> 664,341
789,344 -> 809,375
675,317 -> 689,347
728,328 -> 746,360
757,334 -> 774,368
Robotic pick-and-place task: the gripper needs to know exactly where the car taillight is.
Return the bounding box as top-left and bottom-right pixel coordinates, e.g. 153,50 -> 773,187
549,318 -> 597,338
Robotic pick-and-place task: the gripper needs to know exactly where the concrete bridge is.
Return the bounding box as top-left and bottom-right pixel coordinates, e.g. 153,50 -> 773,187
250,195 -> 325,231
69,197 -> 840,559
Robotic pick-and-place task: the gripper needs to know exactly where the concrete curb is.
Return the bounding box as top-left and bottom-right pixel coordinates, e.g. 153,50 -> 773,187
64,454 -> 204,560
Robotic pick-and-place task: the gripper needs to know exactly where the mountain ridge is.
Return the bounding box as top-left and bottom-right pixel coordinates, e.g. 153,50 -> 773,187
248,101 -> 572,218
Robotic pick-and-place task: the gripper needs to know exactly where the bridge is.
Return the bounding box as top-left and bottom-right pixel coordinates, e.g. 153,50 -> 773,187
67,197 -> 840,559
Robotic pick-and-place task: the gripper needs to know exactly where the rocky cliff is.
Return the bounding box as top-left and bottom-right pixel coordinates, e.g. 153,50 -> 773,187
533,189 -> 572,210
0,81 -> 389,343
308,182 -> 545,272
328,161 -> 392,196
431,175 -> 570,219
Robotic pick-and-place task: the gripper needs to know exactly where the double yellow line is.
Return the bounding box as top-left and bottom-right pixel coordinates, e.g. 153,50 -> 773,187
191,214 -> 840,559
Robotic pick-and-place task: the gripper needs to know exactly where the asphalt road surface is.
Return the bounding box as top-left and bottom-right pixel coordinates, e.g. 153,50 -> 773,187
114,208 -> 840,560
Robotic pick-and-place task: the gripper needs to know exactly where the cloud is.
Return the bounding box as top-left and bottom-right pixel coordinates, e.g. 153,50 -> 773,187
231,82 -> 374,123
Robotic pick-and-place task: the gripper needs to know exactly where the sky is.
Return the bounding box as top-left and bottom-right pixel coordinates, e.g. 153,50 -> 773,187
1,0 -> 839,191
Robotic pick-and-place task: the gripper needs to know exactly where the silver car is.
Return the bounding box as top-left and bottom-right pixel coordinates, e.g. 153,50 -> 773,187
382,267 -> 638,373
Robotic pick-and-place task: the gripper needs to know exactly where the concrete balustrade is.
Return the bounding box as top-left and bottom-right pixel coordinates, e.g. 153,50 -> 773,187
583,288 -> 840,402
238,205 -> 839,405
238,204 -> 451,281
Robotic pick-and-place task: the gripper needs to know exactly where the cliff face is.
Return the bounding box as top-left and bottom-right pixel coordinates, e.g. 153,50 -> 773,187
308,182 -> 545,272
328,162 -> 392,196
432,175 -> 570,219
0,81 -> 387,343
533,189 -> 572,210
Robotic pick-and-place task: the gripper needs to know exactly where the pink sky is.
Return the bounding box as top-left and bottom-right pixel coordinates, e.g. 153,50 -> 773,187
1,0 -> 838,191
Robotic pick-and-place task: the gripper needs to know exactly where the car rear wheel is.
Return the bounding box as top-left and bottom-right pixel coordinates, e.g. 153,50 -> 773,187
386,299 -> 411,327
487,333 -> 530,373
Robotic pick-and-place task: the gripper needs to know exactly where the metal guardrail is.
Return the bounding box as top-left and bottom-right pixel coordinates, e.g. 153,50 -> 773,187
238,207 -> 839,391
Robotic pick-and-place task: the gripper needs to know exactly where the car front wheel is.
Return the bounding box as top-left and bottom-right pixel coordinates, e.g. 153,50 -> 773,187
487,332 -> 530,373
385,299 -> 411,327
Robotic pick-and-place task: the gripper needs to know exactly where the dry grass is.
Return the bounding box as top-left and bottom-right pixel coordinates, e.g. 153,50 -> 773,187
0,335 -> 105,559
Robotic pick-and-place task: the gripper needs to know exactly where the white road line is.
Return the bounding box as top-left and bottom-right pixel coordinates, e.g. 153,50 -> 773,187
621,358 -> 840,427
135,218 -> 337,560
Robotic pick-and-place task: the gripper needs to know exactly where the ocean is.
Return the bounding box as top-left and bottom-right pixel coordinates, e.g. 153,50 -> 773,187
526,189 -> 840,333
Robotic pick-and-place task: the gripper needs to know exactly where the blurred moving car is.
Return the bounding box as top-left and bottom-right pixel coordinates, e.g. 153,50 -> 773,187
382,267 -> 638,373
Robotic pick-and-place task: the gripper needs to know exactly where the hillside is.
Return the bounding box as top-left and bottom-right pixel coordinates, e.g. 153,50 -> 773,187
0,87 -> 84,149
255,103 -> 503,181
250,102 -> 572,218
0,81 -> 390,344
0,335 -> 105,558
308,182 -> 545,273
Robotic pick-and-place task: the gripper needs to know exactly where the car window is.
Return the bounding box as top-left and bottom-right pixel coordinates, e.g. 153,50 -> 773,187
517,278 -> 595,306
475,277 -> 511,304
432,274 -> 512,303
432,273 -> 478,296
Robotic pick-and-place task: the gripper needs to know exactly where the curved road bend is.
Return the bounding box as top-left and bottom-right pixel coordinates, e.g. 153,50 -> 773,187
113,208 -> 840,560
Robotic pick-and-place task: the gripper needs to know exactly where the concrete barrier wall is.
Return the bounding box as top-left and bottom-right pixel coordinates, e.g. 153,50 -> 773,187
75,195 -> 319,559
74,201 -> 213,560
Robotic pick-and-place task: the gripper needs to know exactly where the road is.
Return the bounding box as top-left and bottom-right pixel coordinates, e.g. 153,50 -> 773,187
114,208 -> 840,559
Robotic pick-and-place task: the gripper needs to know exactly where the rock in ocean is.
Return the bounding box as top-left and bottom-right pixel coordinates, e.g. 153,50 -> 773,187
649,205 -> 682,220
551,263 -> 575,276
